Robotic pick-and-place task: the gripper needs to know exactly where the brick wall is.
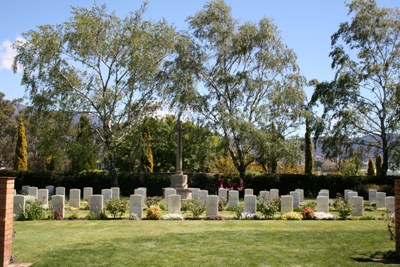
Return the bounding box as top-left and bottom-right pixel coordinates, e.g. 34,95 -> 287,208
0,177 -> 15,267
395,179 -> 400,258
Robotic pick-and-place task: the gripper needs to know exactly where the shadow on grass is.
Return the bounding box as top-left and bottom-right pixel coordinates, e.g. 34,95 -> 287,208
352,250 -> 400,264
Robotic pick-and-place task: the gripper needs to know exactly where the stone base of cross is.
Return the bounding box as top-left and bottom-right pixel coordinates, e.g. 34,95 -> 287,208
170,173 -> 192,200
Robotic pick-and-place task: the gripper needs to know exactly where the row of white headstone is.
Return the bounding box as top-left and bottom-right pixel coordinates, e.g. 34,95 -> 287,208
15,186 -> 394,219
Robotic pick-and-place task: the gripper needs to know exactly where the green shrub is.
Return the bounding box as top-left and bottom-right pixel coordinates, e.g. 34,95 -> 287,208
105,199 -> 128,219
218,199 -> 227,211
85,211 -> 108,220
231,203 -> 244,219
146,205 -> 161,220
334,196 -> 351,220
146,197 -> 162,208
182,199 -> 206,218
257,197 -> 280,219
282,212 -> 302,220
68,212 -> 79,220
301,200 -> 317,210
17,201 -> 45,221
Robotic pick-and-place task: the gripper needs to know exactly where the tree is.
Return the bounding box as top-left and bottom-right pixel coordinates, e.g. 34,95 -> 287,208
13,3 -> 176,186
14,115 -> 28,172
304,115 -> 313,175
69,115 -> 98,172
181,0 -> 305,178
140,118 -> 154,173
0,92 -> 19,169
312,0 -> 400,178
367,157 -> 376,176
376,153 -> 383,177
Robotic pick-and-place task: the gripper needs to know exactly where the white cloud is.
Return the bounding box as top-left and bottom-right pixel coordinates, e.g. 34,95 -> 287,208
0,36 -> 24,71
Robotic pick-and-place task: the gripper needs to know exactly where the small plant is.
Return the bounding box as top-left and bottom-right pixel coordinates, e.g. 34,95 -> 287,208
240,211 -> 259,220
81,201 -> 90,210
218,198 -> 228,211
146,205 -> 161,220
146,197 -> 162,208
86,211 -> 108,220
204,215 -> 225,220
162,214 -> 184,220
301,200 -> 317,210
105,198 -> 128,219
17,201 -> 45,221
364,205 -> 375,212
314,212 -> 335,220
129,213 -> 139,220
282,212 -> 302,220
232,203 -> 244,219
383,211 -> 395,241
301,207 -> 315,220
333,194 -> 351,219
182,199 -> 206,218
68,212 -> 79,220
258,197 -> 280,219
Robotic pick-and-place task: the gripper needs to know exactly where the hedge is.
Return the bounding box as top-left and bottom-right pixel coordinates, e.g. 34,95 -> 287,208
1,170 -> 395,198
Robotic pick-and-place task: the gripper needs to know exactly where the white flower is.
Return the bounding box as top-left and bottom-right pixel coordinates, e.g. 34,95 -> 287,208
129,213 -> 139,220
162,214 -> 184,220
314,212 -> 335,220
240,211 -> 258,220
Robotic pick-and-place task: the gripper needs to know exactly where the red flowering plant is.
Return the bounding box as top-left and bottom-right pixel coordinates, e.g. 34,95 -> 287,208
301,207 -> 315,220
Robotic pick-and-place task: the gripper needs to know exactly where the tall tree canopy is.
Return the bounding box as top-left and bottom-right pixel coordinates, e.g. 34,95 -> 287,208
0,92 -> 19,169
312,0 -> 400,178
13,3 -> 176,185
14,115 -> 28,172
172,0 -> 306,178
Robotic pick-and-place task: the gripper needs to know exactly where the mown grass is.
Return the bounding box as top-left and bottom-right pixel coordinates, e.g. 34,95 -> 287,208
12,220 -> 397,266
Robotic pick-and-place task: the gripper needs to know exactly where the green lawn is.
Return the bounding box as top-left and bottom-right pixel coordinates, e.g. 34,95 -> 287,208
12,220 -> 397,266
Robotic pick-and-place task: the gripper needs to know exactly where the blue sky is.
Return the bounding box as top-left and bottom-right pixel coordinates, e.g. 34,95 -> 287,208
0,0 -> 396,103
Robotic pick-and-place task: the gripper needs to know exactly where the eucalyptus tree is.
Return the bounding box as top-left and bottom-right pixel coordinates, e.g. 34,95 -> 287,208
13,4 -> 176,185
312,0 -> 400,178
183,0 -> 306,178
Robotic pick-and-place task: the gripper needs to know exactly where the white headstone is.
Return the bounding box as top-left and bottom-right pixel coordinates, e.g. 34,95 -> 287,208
28,187 -> 38,199
69,189 -> 81,208
55,187 -> 65,196
101,189 -> 112,206
13,195 -> 25,217
218,188 -> 228,203
228,190 -> 239,207
316,196 -> 329,213
318,191 -> 329,198
191,188 -> 201,200
130,194 -> 143,219
244,195 -> 256,214
206,195 -> 219,217
199,190 -> 208,206
376,192 -> 387,209
111,187 -> 120,200
52,195 -> 65,218
386,196 -> 395,213
295,189 -> 304,203
351,196 -> 364,216
270,188 -> 279,199
347,191 -> 358,203
290,191 -> 300,209
281,195 -> 293,214
259,191 -> 270,203
344,189 -> 353,202
83,187 -> 93,201
368,189 -> 377,204
21,185 -> 29,195
46,185 -> 54,196
245,189 -> 253,196
168,194 -> 182,215
134,188 -> 146,207
89,195 -> 103,215
38,189 -> 49,206
164,188 -> 177,202
138,187 -> 147,199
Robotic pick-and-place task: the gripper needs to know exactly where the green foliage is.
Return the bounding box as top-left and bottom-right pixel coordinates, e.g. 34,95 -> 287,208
0,92 -> 19,169
105,199 -> 128,219
67,213 -> 79,220
182,199 -> 206,218
14,115 -> 28,172
141,118 -> 154,173
17,201 -> 45,221
304,117 -> 313,175
382,210 -> 395,241
367,158 -> 375,176
85,211 -> 108,220
257,197 -> 280,219
376,154 -> 383,177
146,205 -> 161,220
334,196 -> 351,220
69,115 -> 97,172
231,203 -> 244,219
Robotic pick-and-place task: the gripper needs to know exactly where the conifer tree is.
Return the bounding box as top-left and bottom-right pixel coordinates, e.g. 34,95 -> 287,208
141,119 -> 154,173
367,157 -> 375,176
304,117 -> 313,175
14,115 -> 28,172
376,154 -> 383,177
